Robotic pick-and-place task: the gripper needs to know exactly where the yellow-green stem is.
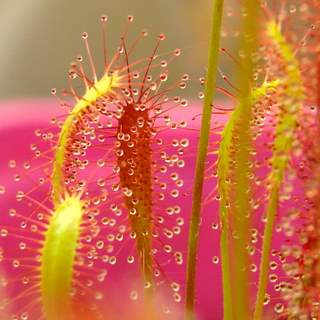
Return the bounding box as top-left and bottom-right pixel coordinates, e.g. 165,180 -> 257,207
221,2 -> 259,318
234,2 -> 258,316
218,81 -> 279,320
52,74 -> 118,205
253,20 -> 304,320
41,195 -> 83,320
185,0 -> 224,318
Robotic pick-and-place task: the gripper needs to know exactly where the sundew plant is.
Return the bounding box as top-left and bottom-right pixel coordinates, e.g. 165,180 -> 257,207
0,0 -> 320,319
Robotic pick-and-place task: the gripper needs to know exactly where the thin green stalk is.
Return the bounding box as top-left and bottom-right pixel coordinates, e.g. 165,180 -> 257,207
217,2 -> 260,319
218,81 -> 279,320
41,195 -> 84,319
185,0 -> 224,318
231,2 -> 259,318
253,187 -> 279,320
253,20 -> 304,320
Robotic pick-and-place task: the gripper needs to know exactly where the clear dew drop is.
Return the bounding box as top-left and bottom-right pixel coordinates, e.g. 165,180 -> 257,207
130,290 -> 138,301
100,14 -> 108,22
16,191 -> 25,201
0,186 -> 5,195
12,259 -> 20,268
250,264 -> 257,272
263,294 -> 270,306
171,282 -> 180,292
109,256 -> 117,265
212,256 -> 219,264
95,291 -> 104,300
8,160 -> 16,168
274,303 -> 284,314
212,223 -> 219,230
173,292 -> 181,303
170,189 -> 179,198
20,312 -> 29,320
269,273 -> 278,283
0,229 -> 8,237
